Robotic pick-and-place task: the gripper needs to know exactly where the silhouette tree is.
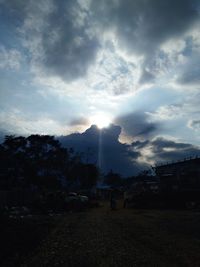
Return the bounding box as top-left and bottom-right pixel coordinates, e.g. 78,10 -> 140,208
0,135 -> 99,191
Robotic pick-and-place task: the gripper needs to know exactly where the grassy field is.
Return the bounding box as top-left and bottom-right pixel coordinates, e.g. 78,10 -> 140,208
1,201 -> 200,266
0,214 -> 60,267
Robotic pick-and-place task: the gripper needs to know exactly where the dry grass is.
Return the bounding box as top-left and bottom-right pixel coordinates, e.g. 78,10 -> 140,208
4,201 -> 200,267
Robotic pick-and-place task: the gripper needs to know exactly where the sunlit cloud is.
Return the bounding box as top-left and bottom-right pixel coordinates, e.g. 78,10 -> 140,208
89,112 -> 113,129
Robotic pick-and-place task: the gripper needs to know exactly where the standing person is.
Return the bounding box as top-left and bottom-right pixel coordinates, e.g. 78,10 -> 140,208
110,189 -> 117,210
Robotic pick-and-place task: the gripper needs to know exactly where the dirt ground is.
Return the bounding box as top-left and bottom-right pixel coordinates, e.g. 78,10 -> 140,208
4,201 -> 200,267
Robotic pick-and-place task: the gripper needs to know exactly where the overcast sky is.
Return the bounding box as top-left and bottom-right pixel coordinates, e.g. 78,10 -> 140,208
0,0 -> 200,175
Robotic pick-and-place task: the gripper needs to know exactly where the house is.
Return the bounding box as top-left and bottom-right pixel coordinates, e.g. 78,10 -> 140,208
154,156 -> 200,191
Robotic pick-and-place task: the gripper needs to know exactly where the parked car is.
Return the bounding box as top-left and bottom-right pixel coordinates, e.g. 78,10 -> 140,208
65,192 -> 89,211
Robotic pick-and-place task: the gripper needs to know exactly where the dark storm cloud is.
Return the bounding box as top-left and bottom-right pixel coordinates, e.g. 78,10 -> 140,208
41,0 -> 99,81
59,125 -> 200,175
1,0 -> 100,81
2,0 -> 199,82
131,140 -> 150,149
114,112 -> 159,139
142,137 -> 200,164
92,0 -> 199,85
59,124 -> 144,176
152,138 -> 193,152
92,0 -> 198,55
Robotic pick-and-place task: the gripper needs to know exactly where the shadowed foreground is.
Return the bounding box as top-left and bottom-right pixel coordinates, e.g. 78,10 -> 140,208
21,203 -> 200,267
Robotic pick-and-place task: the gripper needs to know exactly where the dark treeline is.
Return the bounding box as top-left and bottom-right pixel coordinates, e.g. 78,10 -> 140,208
104,169 -> 156,188
0,134 -> 156,201
0,135 -> 99,192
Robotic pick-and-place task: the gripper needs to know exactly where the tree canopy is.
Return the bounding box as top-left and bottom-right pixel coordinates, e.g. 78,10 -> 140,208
0,135 -> 99,191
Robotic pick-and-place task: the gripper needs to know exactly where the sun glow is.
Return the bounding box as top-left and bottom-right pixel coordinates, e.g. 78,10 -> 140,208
90,113 -> 112,129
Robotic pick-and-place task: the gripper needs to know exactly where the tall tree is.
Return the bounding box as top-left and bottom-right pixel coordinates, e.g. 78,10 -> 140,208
0,135 -> 99,191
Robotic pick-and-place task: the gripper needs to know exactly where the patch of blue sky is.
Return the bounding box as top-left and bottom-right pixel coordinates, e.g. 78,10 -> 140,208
0,68 -> 86,125
0,5 -> 22,48
120,86 -> 183,115
161,118 -> 200,145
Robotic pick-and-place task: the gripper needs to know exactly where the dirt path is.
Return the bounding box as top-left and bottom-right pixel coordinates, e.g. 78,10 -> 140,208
23,202 -> 200,267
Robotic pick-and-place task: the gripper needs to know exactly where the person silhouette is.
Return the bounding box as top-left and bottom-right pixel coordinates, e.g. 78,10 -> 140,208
110,189 -> 117,210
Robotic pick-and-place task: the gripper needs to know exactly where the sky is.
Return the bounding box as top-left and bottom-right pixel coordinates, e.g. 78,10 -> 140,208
0,0 -> 200,175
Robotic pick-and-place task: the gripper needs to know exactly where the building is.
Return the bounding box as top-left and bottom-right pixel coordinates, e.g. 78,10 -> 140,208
154,157 -> 200,191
